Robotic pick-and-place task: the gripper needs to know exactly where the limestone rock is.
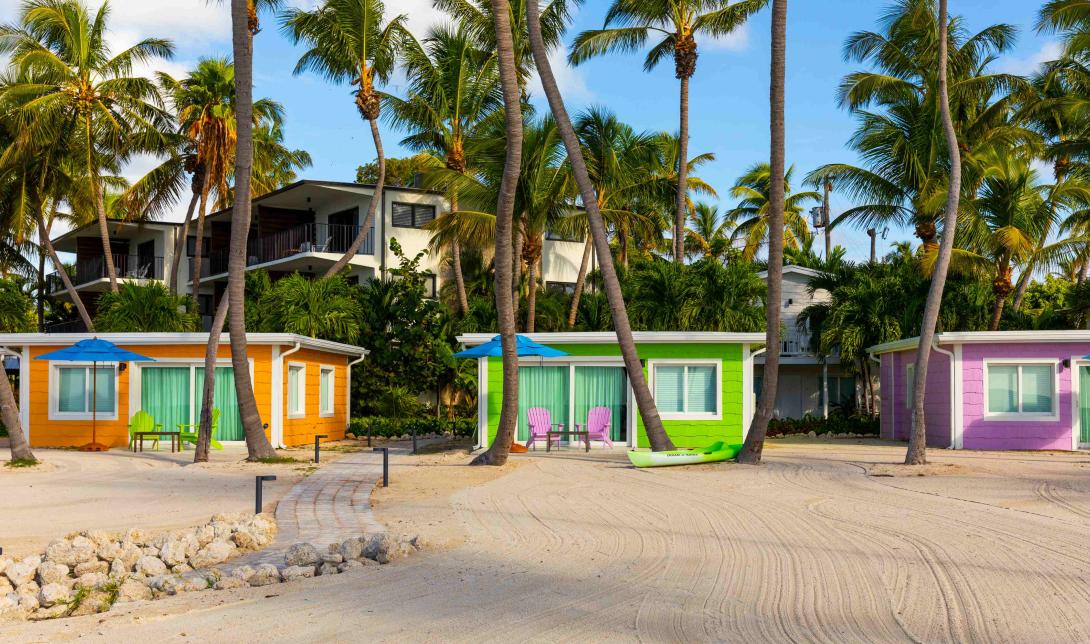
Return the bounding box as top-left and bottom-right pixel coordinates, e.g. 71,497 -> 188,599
408,535 -> 427,551
158,539 -> 189,567
171,564 -> 193,574
195,524 -> 216,547
0,576 -> 12,596
17,590 -> 40,613
339,538 -> 363,561
134,556 -> 168,577
279,565 -> 314,582
284,542 -> 319,567
37,582 -> 70,608
68,536 -> 97,564
96,540 -> 122,562
115,578 -> 153,603
76,572 -> 108,589
362,533 -> 400,564
4,556 -> 41,587
36,562 -> 69,586
247,564 -> 281,587
321,553 -> 343,564
317,562 -> 338,576
29,604 -> 68,620
74,559 -> 108,577
68,589 -> 112,617
117,544 -> 143,570
109,559 -> 130,579
0,592 -> 18,614
231,527 -> 263,551
0,555 -> 11,577
337,560 -> 364,573
190,541 -> 236,569
213,576 -> 249,590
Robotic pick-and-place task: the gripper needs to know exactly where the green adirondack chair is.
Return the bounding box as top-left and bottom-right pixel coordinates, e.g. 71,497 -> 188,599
178,408 -> 223,450
128,410 -> 162,451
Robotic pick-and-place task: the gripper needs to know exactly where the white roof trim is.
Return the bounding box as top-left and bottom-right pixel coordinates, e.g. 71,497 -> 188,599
757,265 -> 828,279
868,330 -> 1090,355
0,333 -> 368,357
456,332 -> 767,345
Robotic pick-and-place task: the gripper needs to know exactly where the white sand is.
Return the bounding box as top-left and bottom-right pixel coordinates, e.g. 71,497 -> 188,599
8,440 -> 1090,642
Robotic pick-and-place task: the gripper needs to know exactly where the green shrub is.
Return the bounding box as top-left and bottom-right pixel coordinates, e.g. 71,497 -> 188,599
349,416 -> 474,439
767,412 -> 879,437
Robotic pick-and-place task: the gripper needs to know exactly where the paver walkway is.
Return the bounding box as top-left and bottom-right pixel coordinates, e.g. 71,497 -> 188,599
237,449 -> 386,566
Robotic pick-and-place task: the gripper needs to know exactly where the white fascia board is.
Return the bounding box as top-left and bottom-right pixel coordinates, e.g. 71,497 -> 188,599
0,333 -> 368,357
455,332 -> 768,346
869,330 -> 1090,356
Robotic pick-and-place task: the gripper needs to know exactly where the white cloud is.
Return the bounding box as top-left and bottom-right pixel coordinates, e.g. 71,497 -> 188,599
998,41 -> 1064,76
527,47 -> 593,103
703,23 -> 750,52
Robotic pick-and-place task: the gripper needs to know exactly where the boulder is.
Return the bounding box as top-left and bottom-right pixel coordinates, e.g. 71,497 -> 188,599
190,541 -> 236,569
29,604 -> 68,620
74,560 -> 108,577
83,530 -> 114,547
317,562 -> 339,576
339,538 -> 363,561
4,556 -> 41,587
0,592 -> 18,614
96,541 -> 122,562
75,572 -> 108,589
321,553 -> 343,564
213,576 -> 249,591
36,562 -> 69,586
231,528 -> 263,551
284,542 -> 319,567
68,589 -> 112,617
37,582 -> 71,608
123,528 -> 147,545
117,544 -> 143,570
279,565 -> 314,582
171,564 -> 193,574
134,556 -> 168,577
115,578 -> 153,603
230,565 -> 256,582
17,590 -> 40,613
68,536 -> 97,564
195,524 -> 216,547
247,564 -> 281,587
337,560 -> 365,573
807,430 -> 817,439
408,535 -> 427,551
0,555 -> 11,577
0,576 -> 12,596
158,540 -> 189,567
109,559 -> 130,579
362,533 -> 400,564
16,580 -> 40,598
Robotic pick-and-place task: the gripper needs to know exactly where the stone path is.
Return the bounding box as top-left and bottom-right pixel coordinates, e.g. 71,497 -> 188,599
235,449 -> 386,566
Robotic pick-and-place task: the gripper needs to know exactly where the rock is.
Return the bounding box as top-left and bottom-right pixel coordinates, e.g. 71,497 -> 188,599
210,521 -> 235,541
29,604 -> 68,620
195,524 -> 216,547
123,528 -> 147,545
142,547 -> 160,558
84,530 -> 114,547
76,572 -> 108,589
17,591 -> 40,613
115,578 -> 153,603
362,533 -> 400,564
339,538 -> 363,561
109,559 -> 130,579
68,536 -> 97,564
247,564 -> 281,587
180,571 -> 213,592
4,555 -> 41,587
158,540 -> 189,567
408,535 -> 427,551
321,553 -> 343,564
96,541 -> 122,562
16,580 -> 40,597
231,527 -> 263,551
135,556 -> 168,577
74,560 -> 108,577
0,555 -> 11,577
0,592 -> 18,614
279,565 -> 315,582
36,562 -> 69,586
37,583 -> 71,608
230,565 -> 256,582
171,564 -> 193,574
337,560 -> 364,573
0,576 -> 12,596
117,544 -> 143,570
284,542 -> 319,567
68,589 -> 112,617
807,430 -> 817,439
213,576 -> 248,590
317,562 -> 339,576
190,541 -> 236,569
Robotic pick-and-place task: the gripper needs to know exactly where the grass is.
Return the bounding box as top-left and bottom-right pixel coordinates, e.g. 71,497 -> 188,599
5,458 -> 39,468
254,456 -> 302,464
65,585 -> 90,616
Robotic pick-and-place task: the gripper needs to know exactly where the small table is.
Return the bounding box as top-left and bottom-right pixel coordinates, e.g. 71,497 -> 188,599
133,431 -> 181,453
546,426 -> 590,453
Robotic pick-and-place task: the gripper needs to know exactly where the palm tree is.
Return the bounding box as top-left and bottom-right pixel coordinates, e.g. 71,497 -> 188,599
737,0 -> 786,466
253,273 -> 362,343
0,0 -> 174,293
281,0 -> 408,278
685,202 -> 735,260
470,0 -> 523,467
729,163 -> 819,261
94,282 -> 200,331
907,0 -> 961,467
249,121 -> 312,200
527,0 -> 676,451
570,0 -> 767,263
384,24 -> 501,315
0,277 -> 36,462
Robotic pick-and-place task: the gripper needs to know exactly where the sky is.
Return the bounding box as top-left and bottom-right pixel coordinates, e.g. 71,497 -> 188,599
0,0 -> 1061,261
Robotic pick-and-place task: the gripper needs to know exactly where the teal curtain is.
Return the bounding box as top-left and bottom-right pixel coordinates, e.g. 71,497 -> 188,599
1081,367 -> 1090,445
93,367 -> 116,414
654,366 -> 684,412
195,367 -> 244,441
58,367 -> 86,412
141,367 -> 191,433
516,366 -> 569,442
1021,365 -> 1053,413
687,366 -> 716,413
575,366 -> 626,441
987,365 -> 1018,413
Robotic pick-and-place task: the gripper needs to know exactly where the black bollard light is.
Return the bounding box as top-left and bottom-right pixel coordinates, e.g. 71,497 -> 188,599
411,424 -> 417,454
314,434 -> 328,463
255,475 -> 277,514
373,447 -> 389,487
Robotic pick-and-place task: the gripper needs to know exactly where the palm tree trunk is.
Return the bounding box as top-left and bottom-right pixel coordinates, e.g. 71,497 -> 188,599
230,0 -> 277,461
512,220 -> 523,318
87,118 -> 118,293
567,236 -> 593,327
168,184 -> 202,293
36,238 -> 46,330
675,74 -> 690,264
1011,181 -> 1061,311
190,177 -> 212,298
325,117 -> 385,276
525,0 -> 674,451
907,0 -> 961,466
1080,256 -> 1090,284
738,0 -> 787,465
470,0 -> 523,467
823,178 -> 832,260
526,249 -> 538,332
990,292 -> 1007,331
38,216 -> 93,331
0,365 -> 33,462
195,293 -> 229,463
450,192 -> 469,315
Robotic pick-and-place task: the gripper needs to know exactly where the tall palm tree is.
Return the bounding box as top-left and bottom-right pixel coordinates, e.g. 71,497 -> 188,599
384,24 -> 501,315
907,0 -> 961,467
0,0 -> 174,293
527,0 -> 676,451
281,0 -> 407,278
728,163 -> 819,260
737,0 -> 786,465
685,202 -> 735,260
570,0 -> 767,263
249,121 -> 312,199
470,0 -> 523,467
0,277 -> 36,462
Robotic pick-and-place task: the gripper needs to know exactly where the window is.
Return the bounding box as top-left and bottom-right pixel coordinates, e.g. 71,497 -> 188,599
545,229 -> 582,242
423,273 -> 437,298
186,236 -> 211,257
904,363 -> 915,409
52,365 -> 117,419
546,281 -> 577,295
651,361 -> 720,419
985,361 -> 1057,418
319,366 -> 335,416
818,376 -> 855,408
391,202 -> 436,228
288,364 -> 306,417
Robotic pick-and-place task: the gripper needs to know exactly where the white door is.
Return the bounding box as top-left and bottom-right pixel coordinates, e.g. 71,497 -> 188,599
775,374 -> 802,418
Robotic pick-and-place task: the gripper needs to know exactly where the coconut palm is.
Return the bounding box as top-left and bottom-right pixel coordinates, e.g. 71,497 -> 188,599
729,163 -> 819,261
0,276 -> 36,462
1039,1 -> 1090,59
281,0 -> 408,278
384,24 -> 501,315
0,0 -> 174,293
685,202 -> 735,261
737,0 -> 786,465
215,116 -> 313,209
94,282 -> 200,332
253,273 -> 362,343
570,0 -> 767,264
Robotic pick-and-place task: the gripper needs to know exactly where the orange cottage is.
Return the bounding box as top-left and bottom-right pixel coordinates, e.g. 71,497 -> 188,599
0,333 -> 367,449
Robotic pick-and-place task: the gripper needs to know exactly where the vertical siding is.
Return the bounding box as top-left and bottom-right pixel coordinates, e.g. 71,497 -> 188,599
886,347 -> 951,448
281,347 -> 349,446
880,354 -> 894,439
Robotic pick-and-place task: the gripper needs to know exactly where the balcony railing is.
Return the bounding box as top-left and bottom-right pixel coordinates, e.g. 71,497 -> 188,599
46,254 -> 164,294
43,319 -> 89,333
190,222 -> 374,280
781,329 -> 813,356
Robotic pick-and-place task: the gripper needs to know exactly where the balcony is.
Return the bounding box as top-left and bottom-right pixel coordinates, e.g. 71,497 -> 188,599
781,329 -> 814,356
190,222 -> 374,280
46,254 -> 164,295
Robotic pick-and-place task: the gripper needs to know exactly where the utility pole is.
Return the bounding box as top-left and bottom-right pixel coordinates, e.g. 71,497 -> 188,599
867,228 -> 877,263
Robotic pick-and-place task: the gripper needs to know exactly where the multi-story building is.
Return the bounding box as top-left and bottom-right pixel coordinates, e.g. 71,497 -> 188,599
44,180 -> 590,330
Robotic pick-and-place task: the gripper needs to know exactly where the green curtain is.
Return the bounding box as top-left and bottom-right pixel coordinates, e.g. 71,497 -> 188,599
1080,367 -> 1090,445
575,366 -> 626,441
141,367 -> 191,433
516,366 -> 569,442
195,367 -> 244,441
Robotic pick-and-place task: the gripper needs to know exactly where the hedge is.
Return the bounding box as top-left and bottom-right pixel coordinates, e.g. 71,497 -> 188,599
349,416 -> 475,439
767,413 -> 879,437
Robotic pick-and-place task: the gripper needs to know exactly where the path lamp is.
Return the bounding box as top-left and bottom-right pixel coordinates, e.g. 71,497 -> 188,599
314,434 -> 328,463
373,447 -> 389,487
255,475 -> 277,514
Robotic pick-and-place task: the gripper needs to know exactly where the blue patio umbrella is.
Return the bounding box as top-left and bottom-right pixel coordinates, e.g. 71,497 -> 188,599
454,334 -> 569,359
36,338 -> 155,452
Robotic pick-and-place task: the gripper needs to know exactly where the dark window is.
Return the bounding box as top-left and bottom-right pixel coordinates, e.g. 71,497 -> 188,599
423,273 -> 437,298
186,236 -> 211,257
197,294 -> 214,316
545,229 -> 582,242
546,281 -> 577,295
391,202 -> 436,229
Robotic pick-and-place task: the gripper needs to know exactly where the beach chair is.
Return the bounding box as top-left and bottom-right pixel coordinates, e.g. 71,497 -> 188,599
584,406 -> 613,448
128,410 -> 162,451
178,408 -> 223,450
526,407 -> 558,451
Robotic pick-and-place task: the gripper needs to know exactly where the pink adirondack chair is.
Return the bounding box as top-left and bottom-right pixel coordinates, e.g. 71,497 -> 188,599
584,406 -> 613,448
526,407 -> 559,450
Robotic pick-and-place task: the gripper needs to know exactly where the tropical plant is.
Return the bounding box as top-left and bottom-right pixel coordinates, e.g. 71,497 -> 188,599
570,0 -> 767,263
94,282 -> 200,332
729,163 -> 819,261
685,202 -> 735,261
251,273 -> 362,343
356,154 -> 439,186
0,276 -> 36,461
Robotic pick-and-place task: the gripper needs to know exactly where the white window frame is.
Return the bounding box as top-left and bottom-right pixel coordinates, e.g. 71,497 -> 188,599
287,362 -> 307,419
904,363 -> 915,409
982,358 -> 1059,421
319,365 -> 335,417
49,362 -> 119,421
647,359 -> 722,421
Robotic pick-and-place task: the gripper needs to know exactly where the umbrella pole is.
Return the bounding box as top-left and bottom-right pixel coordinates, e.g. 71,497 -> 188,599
81,360 -> 107,452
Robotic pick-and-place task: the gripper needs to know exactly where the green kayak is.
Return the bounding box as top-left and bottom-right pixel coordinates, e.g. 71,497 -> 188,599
626,441 -> 740,468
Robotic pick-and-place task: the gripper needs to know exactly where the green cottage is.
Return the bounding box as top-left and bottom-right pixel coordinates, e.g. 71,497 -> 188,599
456,332 -> 766,450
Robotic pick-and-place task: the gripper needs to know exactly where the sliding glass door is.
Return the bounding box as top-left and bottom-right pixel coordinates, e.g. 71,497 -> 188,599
140,364 -> 243,439
194,367 -> 244,441
516,366 -> 569,442
574,366 -> 627,441
514,363 -> 629,444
